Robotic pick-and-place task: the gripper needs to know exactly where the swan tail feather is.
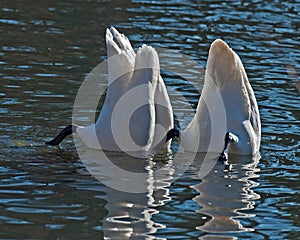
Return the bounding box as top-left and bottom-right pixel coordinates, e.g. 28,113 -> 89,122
131,45 -> 160,86
206,39 -> 245,88
106,27 -> 135,85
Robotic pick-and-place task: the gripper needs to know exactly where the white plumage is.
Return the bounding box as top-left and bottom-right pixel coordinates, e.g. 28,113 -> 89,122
181,39 -> 261,155
77,27 -> 174,155
47,30 -> 260,158
47,27 -> 174,157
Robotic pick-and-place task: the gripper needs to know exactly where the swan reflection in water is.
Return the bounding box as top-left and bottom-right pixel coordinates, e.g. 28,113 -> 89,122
186,152 -> 261,238
77,144 -> 175,239
78,144 -> 260,239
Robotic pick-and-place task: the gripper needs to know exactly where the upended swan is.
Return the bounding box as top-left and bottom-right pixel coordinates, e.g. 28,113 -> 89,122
46,27 -> 174,157
46,30 -> 260,160
171,39 -> 261,160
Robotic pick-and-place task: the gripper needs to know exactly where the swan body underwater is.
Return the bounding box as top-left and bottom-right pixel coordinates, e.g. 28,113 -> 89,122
46,27 -> 174,157
173,39 -> 261,160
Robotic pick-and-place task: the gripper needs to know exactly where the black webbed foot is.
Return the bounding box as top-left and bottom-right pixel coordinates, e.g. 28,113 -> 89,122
218,132 -> 238,164
166,128 -> 180,142
218,152 -> 228,163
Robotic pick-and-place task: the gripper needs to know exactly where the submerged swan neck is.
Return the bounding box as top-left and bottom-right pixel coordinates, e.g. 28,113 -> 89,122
45,124 -> 77,146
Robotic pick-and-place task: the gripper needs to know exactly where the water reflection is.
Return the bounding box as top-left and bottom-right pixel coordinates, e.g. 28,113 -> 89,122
187,153 -> 260,237
78,146 -> 174,239
1,0 -> 300,238
77,145 -> 261,239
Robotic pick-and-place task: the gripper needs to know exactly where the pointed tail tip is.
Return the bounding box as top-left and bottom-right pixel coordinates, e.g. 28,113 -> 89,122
106,26 -> 119,42
135,45 -> 159,70
109,26 -> 120,39
210,38 -> 232,57
106,28 -> 112,38
137,44 -> 156,58
207,38 -> 241,74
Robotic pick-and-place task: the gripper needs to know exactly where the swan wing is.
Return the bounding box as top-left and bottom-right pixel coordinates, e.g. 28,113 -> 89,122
113,45 -> 160,153
106,27 -> 135,85
91,28 -> 138,150
110,45 -> 159,153
182,39 -> 260,154
107,27 -> 135,61
84,28 -> 173,156
208,39 -> 260,154
152,75 -> 174,152
241,67 -> 261,153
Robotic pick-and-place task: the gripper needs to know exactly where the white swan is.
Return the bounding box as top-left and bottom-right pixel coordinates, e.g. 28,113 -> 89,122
46,27 -> 174,157
171,39 -> 261,160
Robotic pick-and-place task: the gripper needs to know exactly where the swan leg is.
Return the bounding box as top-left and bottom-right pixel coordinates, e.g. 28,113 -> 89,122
218,132 -> 239,162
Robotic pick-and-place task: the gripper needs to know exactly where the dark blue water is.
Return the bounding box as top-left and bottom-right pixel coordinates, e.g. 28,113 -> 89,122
1,0 -> 299,239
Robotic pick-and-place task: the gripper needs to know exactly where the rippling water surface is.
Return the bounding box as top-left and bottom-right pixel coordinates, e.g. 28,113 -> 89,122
1,0 -> 299,239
